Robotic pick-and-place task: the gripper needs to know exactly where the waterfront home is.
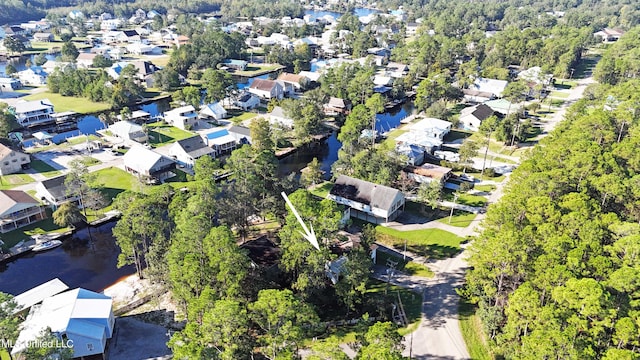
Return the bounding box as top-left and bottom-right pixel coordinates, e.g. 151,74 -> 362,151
12,288 -> 114,359
268,106 -> 294,128
169,136 -> 215,168
323,97 -> 352,116
409,117 -> 452,141
222,59 -> 248,71
0,190 -> 46,233
276,72 -> 309,93
32,32 -> 53,42
76,52 -> 99,68
459,104 -> 496,132
199,102 -> 228,121
164,105 -> 199,130
396,144 -> 425,166
248,79 -> 284,100
16,66 -> 47,86
233,92 -> 260,110
202,128 -> 238,154
123,145 -> 175,182
11,278 -> 69,314
227,125 -> 252,145
13,99 -> 54,128
35,174 -> 79,209
0,143 -> 30,175
109,121 -> 148,143
328,175 -> 405,224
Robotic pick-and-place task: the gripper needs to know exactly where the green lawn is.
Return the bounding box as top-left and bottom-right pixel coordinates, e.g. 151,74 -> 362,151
1,349 -> 11,360
382,129 -> 407,147
459,299 -> 493,360
366,280 -> 423,335
23,91 -> 111,114
30,160 -> 62,178
228,111 -> 257,125
404,261 -> 434,277
0,210 -> 71,251
234,63 -> 286,77
375,226 -> 464,259
309,181 -> 333,199
0,173 -> 35,190
444,192 -> 487,207
79,156 -> 101,166
549,91 -> 570,99
147,122 -> 196,147
436,210 -> 477,227
91,167 -> 142,203
66,134 -> 101,146
474,184 -> 496,192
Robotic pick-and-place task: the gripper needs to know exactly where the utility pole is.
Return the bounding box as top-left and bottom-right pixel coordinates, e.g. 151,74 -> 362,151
448,192 -> 459,224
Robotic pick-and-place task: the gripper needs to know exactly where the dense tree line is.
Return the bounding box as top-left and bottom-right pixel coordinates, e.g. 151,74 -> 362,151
594,27 -> 640,85
463,50 -> 640,358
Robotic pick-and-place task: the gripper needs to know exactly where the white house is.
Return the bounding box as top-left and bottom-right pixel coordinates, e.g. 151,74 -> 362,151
0,190 -> 46,233
0,143 -> 30,175
35,174 -> 78,209
203,128 -> 238,153
108,121 -> 148,143
76,52 -> 99,68
463,77 -> 508,103
268,106 -> 294,128
123,145 -> 175,182
248,79 -> 284,100
164,105 -> 198,130
593,28 -> 624,43
199,102 -> 228,121
276,72 -> 309,93
328,175 -> 405,224
409,117 -> 452,141
13,99 -> 54,127
12,288 -> 114,359
459,104 -> 495,132
234,92 -> 260,110
16,66 -> 47,86
168,136 -> 215,168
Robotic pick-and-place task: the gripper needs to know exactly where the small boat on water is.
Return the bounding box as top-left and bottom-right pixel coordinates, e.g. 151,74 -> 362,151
31,240 -> 62,252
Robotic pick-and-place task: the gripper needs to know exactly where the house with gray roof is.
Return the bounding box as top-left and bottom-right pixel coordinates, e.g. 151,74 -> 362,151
0,143 -> 30,175
34,174 -> 79,209
459,104 -> 495,132
108,120 -> 148,143
169,136 -> 215,168
123,146 -> 175,182
328,175 -> 405,224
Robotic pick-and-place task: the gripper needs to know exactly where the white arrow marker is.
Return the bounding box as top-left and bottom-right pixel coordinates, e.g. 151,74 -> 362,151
281,192 -> 320,250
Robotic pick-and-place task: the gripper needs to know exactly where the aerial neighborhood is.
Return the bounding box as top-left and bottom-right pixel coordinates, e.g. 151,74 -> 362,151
0,0 -> 639,359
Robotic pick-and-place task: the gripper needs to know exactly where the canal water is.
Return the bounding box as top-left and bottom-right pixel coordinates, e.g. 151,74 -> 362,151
0,222 -> 135,296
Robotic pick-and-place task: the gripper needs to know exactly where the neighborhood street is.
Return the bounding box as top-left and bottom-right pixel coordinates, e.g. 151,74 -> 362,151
383,75 -> 595,360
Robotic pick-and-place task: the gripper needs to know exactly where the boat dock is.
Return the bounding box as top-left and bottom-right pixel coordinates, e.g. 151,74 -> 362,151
0,239 -> 37,263
88,210 -> 122,226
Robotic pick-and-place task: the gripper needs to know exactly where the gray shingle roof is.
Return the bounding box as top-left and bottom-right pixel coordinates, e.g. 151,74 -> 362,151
330,175 -> 403,211
175,136 -> 214,158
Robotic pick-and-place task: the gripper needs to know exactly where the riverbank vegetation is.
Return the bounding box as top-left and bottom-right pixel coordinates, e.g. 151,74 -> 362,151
462,29 -> 640,359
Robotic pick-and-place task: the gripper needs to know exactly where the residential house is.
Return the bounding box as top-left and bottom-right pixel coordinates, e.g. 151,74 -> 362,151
404,163 -> 453,185
116,110 -> 150,123
11,288 -> 114,359
108,121 -> 148,143
123,145 -> 175,182
164,105 -> 198,130
169,136 -> 215,168
323,97 -> 352,116
68,10 -> 84,20
276,73 -> 309,93
385,62 -> 409,78
594,28 -> 624,43
459,104 -> 495,132
227,125 -> 252,145
248,79 -> 284,100
99,12 -> 113,21
199,102 -> 228,121
328,175 -> 405,224
298,70 -> 321,83
3,26 -> 27,37
121,30 -> 141,43
32,32 -> 53,42
406,22 -> 420,36
41,60 -> 72,73
11,278 -> 69,315
203,129 -> 238,154
396,144 -> 425,166
35,174 -> 78,208
0,190 -> 46,233
268,106 -> 294,128
107,60 -> 160,87
222,59 -> 248,71
16,66 -> 47,86
100,19 -> 122,31
126,43 -> 160,55
76,52 -> 99,68
234,92 -> 260,110
463,77 -> 508,103
395,131 -> 442,153
0,144 -> 30,175
409,117 -> 452,141
147,10 -> 161,19
484,98 -> 517,115
518,66 -> 553,87
0,77 -> 22,90
13,99 -> 55,127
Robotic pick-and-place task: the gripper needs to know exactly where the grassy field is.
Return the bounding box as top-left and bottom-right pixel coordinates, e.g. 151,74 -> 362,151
0,173 -> 35,190
309,181 -> 333,199
228,111 -> 257,125
234,63 -> 285,77
23,92 -> 111,114
443,192 -> 487,207
549,91 -> 570,99
147,122 -> 196,147
382,128 -> 407,147
30,160 -> 62,178
66,134 -> 101,146
375,226 -> 464,259
404,261 -> 434,277
91,167 -> 141,202
436,210 -> 477,227
474,184 -> 496,192
0,210 -> 71,251
459,299 -> 493,360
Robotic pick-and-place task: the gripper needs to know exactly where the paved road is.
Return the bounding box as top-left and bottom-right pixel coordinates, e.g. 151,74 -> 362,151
381,75 -> 596,360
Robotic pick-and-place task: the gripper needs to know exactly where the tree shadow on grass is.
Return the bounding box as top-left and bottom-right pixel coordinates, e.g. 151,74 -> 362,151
406,243 -> 461,260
